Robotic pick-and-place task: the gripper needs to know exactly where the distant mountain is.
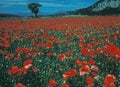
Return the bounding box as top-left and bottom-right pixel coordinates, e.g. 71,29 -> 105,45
0,14 -> 21,17
69,0 -> 120,15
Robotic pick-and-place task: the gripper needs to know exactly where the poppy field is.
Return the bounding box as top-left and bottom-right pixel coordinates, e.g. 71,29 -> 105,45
0,16 -> 120,87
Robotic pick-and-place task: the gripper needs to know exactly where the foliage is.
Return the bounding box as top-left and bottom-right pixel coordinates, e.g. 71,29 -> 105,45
28,3 -> 42,17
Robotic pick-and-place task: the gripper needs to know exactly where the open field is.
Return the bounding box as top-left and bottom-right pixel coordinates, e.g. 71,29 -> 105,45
0,16 -> 120,87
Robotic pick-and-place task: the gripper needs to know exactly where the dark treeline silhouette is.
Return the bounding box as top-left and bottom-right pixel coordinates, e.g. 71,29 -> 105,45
28,3 -> 42,17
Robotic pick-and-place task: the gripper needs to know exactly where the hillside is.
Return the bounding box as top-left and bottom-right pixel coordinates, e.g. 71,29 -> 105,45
70,0 -> 120,15
0,14 -> 20,18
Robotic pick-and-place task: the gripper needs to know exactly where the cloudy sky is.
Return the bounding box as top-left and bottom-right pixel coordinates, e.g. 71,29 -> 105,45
0,0 -> 98,16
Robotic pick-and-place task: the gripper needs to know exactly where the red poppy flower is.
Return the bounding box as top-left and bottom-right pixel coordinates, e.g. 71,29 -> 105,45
23,59 -> 32,67
47,52 -> 53,56
32,52 -> 37,57
22,48 -> 31,53
14,56 -> 20,61
0,50 -> 3,54
14,83 -> 26,87
16,48 -> 23,54
50,36 -> 55,40
103,82 -> 116,87
31,39 -> 35,45
81,61 -> 88,66
67,50 -> 73,55
26,53 -> 32,58
88,59 -> 95,65
49,79 -> 57,87
60,83 -> 69,87
54,38 -> 58,43
32,67 -> 39,73
46,42 -> 53,49
19,67 -> 28,74
11,66 -> 19,74
91,72 -> 99,79
0,43 -> 4,47
86,44 -> 92,49
79,65 -> 90,76
65,41 -> 70,45
104,74 -> 116,83
86,77 -> 94,84
79,48 -> 89,57
90,36 -> 95,41
5,54 -> 14,60
63,69 -> 78,80
105,38 -> 110,43
63,72 -> 71,80
75,59 -> 82,66
4,40 -> 10,47
113,35 -> 118,41
58,53 -> 67,61
80,65 -> 90,72
8,70 -> 12,75
38,42 -> 45,47
43,32 -> 47,37
88,83 -> 94,87
96,48 -> 102,54
78,41 -> 84,47
40,52 -> 44,56
91,65 -> 99,72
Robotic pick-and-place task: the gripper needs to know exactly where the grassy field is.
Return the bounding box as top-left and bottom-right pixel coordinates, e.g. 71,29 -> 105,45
0,16 -> 120,87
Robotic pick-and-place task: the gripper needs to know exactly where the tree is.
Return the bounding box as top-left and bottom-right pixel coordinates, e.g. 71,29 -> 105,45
28,3 -> 42,17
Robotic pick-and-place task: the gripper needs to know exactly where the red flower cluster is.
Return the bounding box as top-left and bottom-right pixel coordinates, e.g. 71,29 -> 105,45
46,42 -> 53,49
5,53 -> 14,60
49,79 -> 57,87
103,74 -> 116,87
79,65 -> 90,76
14,83 -> 26,87
38,42 -> 45,47
63,69 -> 78,80
60,83 -> 69,87
16,47 -> 31,54
75,59 -> 87,66
58,53 -> 67,61
23,59 -> 32,69
67,50 -> 73,55
79,46 -> 96,58
86,77 -> 94,87
75,59 -> 99,79
8,66 -> 19,75
103,44 -> 120,62
8,59 -> 38,76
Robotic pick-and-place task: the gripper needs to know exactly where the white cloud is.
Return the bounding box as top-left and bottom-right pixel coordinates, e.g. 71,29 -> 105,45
0,0 -> 26,1
40,2 -> 75,7
0,1 -> 78,8
0,2 -> 27,8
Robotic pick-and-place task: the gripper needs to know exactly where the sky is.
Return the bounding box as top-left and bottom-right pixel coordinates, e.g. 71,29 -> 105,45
0,0 -> 99,16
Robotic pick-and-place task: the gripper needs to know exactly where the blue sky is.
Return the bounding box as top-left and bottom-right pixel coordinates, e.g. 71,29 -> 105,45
0,0 -> 98,16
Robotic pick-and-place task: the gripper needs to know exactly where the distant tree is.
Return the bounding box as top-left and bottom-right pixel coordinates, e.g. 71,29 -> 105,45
28,3 -> 42,17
